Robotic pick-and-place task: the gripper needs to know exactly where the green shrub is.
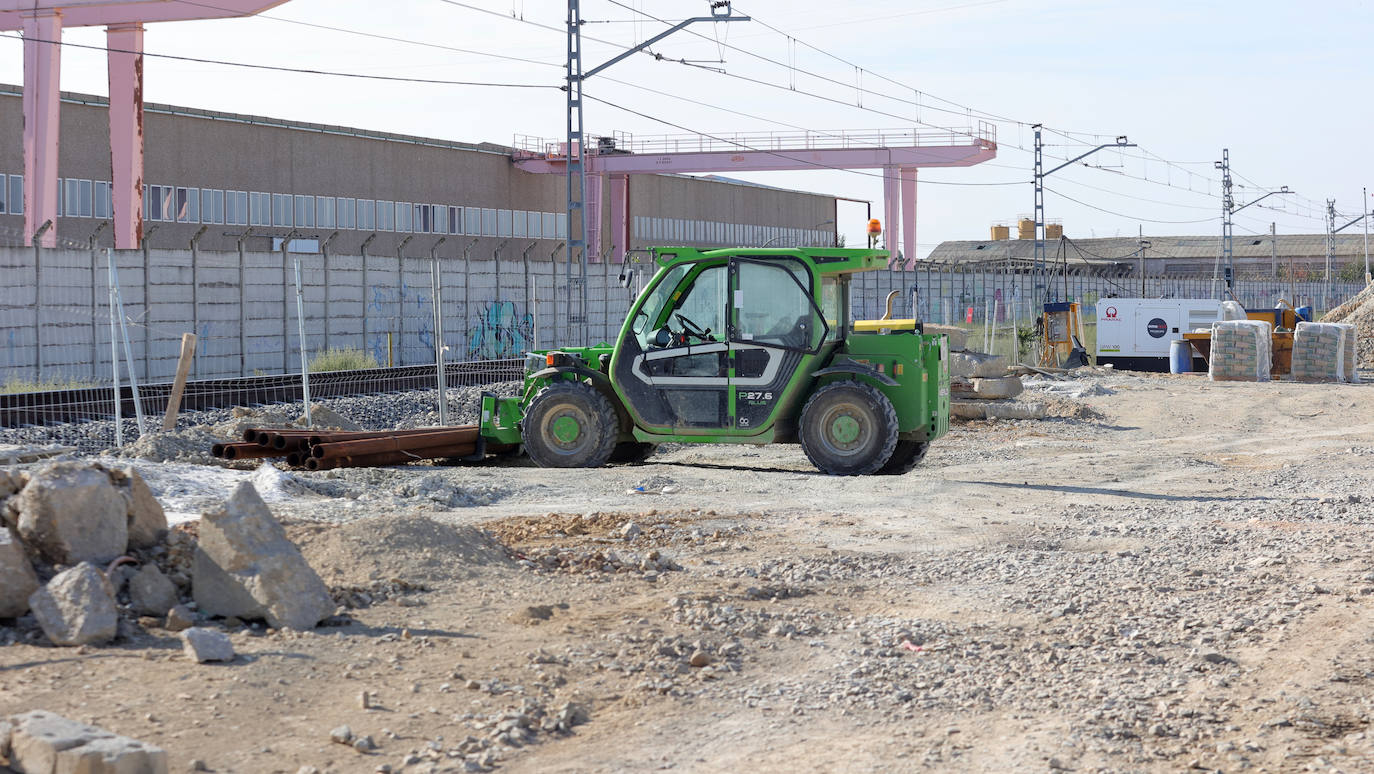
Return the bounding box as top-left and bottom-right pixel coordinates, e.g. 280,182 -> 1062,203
307,347 -> 380,373
2,375 -> 94,394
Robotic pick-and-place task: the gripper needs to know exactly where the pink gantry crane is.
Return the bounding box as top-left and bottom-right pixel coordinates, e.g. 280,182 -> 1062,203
512,125 -> 998,267
1,0 -> 290,249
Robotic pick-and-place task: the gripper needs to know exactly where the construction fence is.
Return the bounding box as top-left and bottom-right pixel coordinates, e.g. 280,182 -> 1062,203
1,241 -> 1367,451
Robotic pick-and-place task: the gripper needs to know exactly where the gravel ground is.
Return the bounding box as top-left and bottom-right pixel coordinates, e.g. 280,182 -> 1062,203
3,369 -> 1374,773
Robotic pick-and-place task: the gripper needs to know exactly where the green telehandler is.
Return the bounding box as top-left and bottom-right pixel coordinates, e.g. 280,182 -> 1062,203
477,246 -> 950,476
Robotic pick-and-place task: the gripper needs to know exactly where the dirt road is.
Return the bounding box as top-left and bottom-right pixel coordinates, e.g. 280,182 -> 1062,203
3,370 -> 1374,773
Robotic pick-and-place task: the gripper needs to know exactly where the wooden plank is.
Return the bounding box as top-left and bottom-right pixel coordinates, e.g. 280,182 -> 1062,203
161,333 -> 198,432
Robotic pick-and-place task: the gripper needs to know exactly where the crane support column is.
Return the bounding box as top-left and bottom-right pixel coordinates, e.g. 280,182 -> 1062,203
106,22 -> 145,250
609,174 -> 628,263
882,164 -> 899,265
899,167 -> 917,268
22,9 -> 63,248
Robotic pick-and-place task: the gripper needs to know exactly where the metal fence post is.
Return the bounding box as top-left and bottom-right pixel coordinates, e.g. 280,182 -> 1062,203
293,253 -> 311,427
280,230 -> 297,374
236,228 -> 252,377
189,225 -> 207,379
431,249 -> 448,426
107,248 -> 124,447
110,248 -> 146,435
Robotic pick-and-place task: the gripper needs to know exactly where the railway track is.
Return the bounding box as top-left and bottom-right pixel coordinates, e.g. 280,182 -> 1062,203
0,359 -> 523,429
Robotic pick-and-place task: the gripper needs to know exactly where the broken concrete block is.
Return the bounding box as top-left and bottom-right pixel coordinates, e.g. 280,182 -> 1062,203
192,482 -> 334,630
949,351 -> 1007,379
165,604 -> 195,632
6,710 -> 167,774
0,468 -> 18,497
922,324 -> 968,352
299,403 -> 362,431
953,400 -> 1048,420
13,462 -> 128,564
970,376 -> 1024,400
129,565 -> 179,617
111,467 -> 168,550
0,526 -> 39,618
180,627 -> 235,663
28,562 -> 119,646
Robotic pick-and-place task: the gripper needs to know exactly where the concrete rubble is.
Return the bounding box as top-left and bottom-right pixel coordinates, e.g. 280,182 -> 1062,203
28,562 -> 119,646
128,565 -> 179,617
180,627 -> 235,663
4,710 -> 168,774
192,482 -> 334,630
110,467 -> 169,549
0,526 -> 39,618
9,462 -> 128,565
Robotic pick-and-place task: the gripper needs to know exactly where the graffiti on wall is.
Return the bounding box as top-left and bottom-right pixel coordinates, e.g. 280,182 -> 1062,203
365,281 -> 433,366
466,300 -> 533,359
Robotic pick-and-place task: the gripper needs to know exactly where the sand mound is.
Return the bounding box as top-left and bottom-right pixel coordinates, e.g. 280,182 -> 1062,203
1326,284 -> 1374,368
297,513 -> 514,587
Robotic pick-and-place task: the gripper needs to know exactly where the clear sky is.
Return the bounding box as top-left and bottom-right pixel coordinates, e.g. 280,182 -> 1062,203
2,0 -> 1369,257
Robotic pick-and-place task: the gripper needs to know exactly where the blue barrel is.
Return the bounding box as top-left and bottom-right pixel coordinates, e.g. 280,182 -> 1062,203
1169,339 -> 1192,373
1296,305 -> 1313,323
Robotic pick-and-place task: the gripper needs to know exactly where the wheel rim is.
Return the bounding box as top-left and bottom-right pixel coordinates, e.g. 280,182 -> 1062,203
550,415 -> 582,444
542,406 -> 592,455
817,402 -> 871,456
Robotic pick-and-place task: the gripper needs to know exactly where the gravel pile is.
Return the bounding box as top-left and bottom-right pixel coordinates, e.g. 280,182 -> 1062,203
0,381 -> 522,458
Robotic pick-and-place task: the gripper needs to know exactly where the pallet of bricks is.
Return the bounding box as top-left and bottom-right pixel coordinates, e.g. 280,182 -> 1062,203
1209,320 -> 1272,382
1290,321 -> 1361,383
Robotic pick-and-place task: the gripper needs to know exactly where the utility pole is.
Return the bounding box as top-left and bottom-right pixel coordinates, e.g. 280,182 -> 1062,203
1215,149 -> 1233,300
1138,226 -> 1150,297
1326,199 -> 1336,311
1270,222 -> 1277,279
566,0 -> 748,344
1213,149 -> 1291,301
1365,186 -> 1370,284
1033,127 -> 1132,302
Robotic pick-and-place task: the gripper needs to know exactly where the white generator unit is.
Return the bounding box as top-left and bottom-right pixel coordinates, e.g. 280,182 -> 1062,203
1096,298 -> 1223,371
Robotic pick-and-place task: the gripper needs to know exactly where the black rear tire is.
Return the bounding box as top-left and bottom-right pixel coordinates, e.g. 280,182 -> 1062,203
521,381 -> 619,468
876,440 -> 929,475
799,381 -> 899,476
609,442 -> 657,464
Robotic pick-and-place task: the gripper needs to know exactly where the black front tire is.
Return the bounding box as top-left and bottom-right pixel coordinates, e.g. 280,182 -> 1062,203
609,442 -> 657,464
876,440 -> 929,475
799,381 -> 899,476
521,381 -> 619,468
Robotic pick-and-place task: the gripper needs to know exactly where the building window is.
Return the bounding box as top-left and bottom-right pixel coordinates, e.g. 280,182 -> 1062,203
225,191 -> 247,226
358,199 -> 375,231
314,196 -> 334,229
555,213 -> 567,239
0,173 -> 6,213
247,192 -> 268,226
412,203 -> 428,233
375,200 -> 394,231
511,209 -> 527,238
93,182 -> 112,219
272,193 -> 292,227
496,209 -> 512,237
145,185 -> 174,221
395,202 -> 412,232
294,195 -> 314,228
7,175 -> 21,215
175,187 -> 199,223
337,198 -> 355,229
447,206 -> 461,236
481,208 -> 497,236
201,189 -> 223,224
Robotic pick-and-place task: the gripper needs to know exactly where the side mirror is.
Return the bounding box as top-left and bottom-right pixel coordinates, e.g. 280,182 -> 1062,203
632,310 -> 648,335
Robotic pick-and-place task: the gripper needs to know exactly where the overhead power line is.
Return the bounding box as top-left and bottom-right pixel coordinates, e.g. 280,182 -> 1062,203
2,33 -> 558,88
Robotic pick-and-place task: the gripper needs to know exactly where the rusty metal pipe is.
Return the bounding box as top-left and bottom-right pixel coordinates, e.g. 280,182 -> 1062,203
310,428 -> 480,461
216,441 -> 290,461
304,442 -> 480,471
304,426 -> 479,446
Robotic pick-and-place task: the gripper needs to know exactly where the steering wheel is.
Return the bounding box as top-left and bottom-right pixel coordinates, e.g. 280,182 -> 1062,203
675,313 -> 712,342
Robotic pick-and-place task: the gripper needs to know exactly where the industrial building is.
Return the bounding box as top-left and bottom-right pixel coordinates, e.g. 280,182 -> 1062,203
0,84 -> 839,256
929,231 -> 1372,280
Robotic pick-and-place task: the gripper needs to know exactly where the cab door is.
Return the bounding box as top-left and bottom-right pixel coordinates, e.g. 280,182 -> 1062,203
727,257 -> 829,432
612,260 -> 732,431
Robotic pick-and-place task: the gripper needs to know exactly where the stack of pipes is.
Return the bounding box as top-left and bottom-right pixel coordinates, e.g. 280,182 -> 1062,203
211,426 -> 512,470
